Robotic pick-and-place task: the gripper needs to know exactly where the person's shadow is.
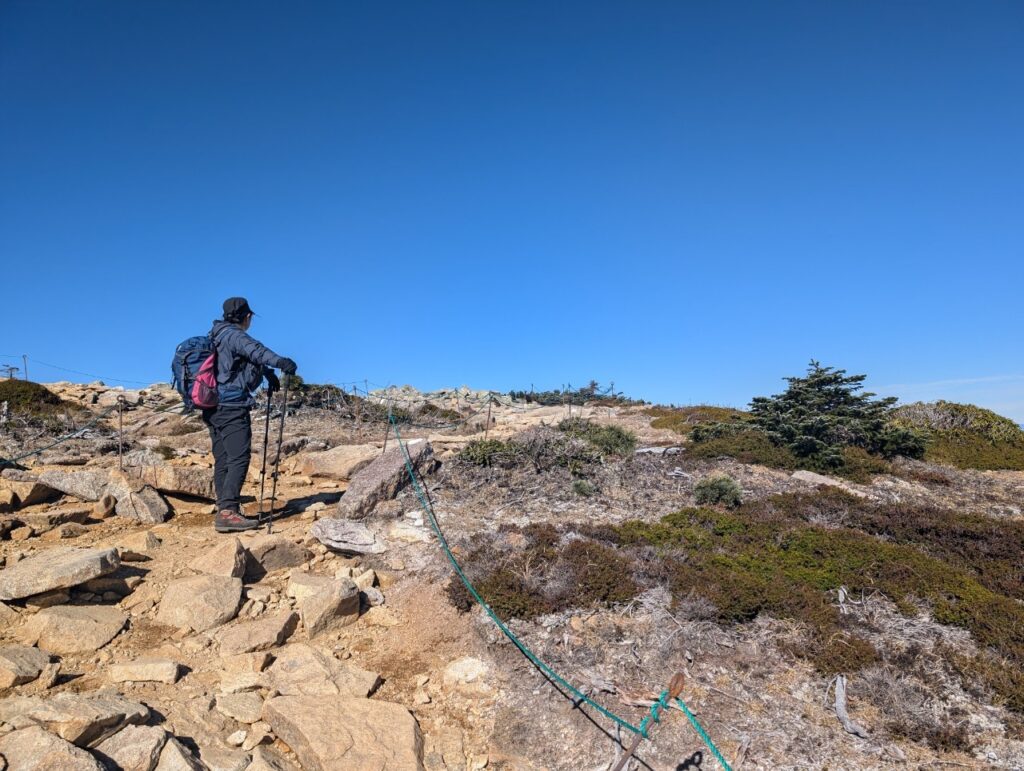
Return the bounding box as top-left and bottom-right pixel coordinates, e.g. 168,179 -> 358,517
676,750 -> 703,770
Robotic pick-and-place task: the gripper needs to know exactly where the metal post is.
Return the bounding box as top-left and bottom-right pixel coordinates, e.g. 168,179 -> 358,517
22,355 -> 28,381
117,396 -> 125,471
382,399 -> 391,454
484,394 -> 493,440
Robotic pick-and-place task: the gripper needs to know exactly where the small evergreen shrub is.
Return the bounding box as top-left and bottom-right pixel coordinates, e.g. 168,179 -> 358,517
693,475 -> 743,507
749,361 -> 925,466
572,479 -> 597,497
458,439 -> 520,467
557,418 -> 636,457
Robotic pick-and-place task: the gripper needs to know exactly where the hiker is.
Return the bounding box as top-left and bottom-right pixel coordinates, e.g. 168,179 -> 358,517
204,297 -> 296,533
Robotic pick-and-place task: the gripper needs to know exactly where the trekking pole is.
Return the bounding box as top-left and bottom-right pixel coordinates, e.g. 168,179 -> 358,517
256,387 -> 273,528
266,376 -> 289,534
610,673 -> 686,771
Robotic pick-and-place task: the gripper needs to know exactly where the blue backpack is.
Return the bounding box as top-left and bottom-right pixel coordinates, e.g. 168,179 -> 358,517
171,335 -> 214,412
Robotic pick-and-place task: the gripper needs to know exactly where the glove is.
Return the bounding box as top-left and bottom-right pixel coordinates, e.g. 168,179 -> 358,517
265,371 -> 281,394
279,358 -> 298,375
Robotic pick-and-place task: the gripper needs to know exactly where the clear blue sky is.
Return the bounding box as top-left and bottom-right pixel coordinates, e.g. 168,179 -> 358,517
2,2 -> 1022,419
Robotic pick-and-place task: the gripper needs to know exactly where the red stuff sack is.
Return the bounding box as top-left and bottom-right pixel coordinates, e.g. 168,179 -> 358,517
189,353 -> 219,409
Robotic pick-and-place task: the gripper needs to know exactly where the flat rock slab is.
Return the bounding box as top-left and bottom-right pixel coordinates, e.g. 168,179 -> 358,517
215,692 -> 264,724
108,658 -> 182,684
125,464 -> 215,500
291,444 -> 379,480
791,470 -> 869,498
189,537 -> 247,578
0,726 -> 104,770
0,547 -> 120,601
157,575 -> 242,632
262,694 -> 423,771
310,519 -> 386,555
0,692 -> 149,747
335,439 -> 434,520
216,611 -> 298,656
93,724 -> 168,771
241,535 -> 312,581
10,507 -> 90,532
36,470 -> 109,502
20,605 -> 128,655
268,643 -> 380,698
0,644 -> 52,688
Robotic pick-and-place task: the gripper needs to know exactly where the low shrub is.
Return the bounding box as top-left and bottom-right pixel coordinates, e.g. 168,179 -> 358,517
0,380 -> 70,418
693,475 -> 742,507
926,433 -> 1024,471
445,487 -> 1024,717
415,403 -> 463,424
686,430 -> 799,469
515,427 -> 601,474
616,500 -> 1024,688
557,418 -> 637,457
891,401 -> 1024,470
835,446 -> 892,483
572,479 -> 597,497
458,439 -> 520,467
446,526 -> 638,621
647,405 -> 749,436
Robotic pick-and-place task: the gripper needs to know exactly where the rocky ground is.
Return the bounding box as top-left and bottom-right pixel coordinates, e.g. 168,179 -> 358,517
0,381 -> 1021,770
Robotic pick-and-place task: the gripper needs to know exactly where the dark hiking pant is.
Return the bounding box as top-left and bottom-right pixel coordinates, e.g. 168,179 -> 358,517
202,404 -> 252,513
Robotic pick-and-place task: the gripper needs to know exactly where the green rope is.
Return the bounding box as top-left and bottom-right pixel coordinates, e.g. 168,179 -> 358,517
676,697 -> 734,771
390,418 -> 735,768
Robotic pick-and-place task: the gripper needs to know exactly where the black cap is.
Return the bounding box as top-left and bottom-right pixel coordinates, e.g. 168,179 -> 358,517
223,297 -> 255,322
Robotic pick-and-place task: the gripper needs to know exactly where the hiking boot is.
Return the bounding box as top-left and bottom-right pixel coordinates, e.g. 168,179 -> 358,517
214,509 -> 260,533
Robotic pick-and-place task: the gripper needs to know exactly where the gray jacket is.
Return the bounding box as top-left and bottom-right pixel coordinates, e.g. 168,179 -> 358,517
209,320 -> 287,406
